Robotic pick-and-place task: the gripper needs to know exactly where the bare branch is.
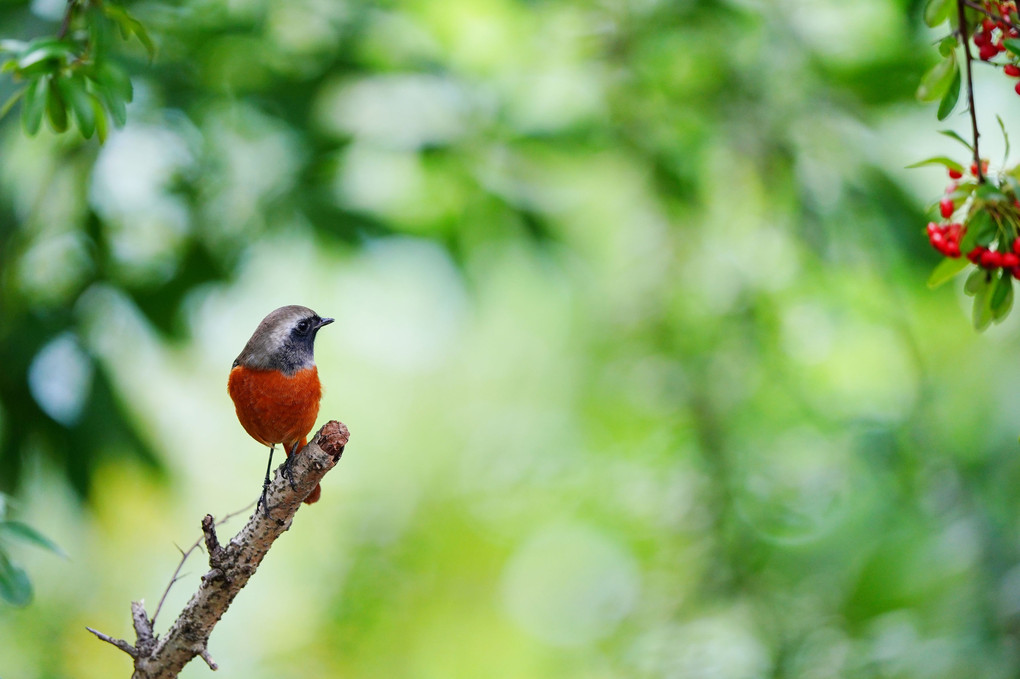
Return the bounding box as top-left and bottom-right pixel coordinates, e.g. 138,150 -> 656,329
88,420 -> 350,679
199,647 -> 219,671
85,627 -> 137,657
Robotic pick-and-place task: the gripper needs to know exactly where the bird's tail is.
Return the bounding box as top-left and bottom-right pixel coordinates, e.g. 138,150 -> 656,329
286,437 -> 322,504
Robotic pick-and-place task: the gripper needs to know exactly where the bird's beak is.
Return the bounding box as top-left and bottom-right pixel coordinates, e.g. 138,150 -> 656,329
316,317 -> 335,330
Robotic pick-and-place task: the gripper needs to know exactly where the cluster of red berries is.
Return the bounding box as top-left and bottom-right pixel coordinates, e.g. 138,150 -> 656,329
927,222 -> 1020,274
972,2 -> 1020,92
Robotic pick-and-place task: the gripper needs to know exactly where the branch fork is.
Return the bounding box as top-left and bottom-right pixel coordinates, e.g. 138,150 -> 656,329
87,420 -> 350,679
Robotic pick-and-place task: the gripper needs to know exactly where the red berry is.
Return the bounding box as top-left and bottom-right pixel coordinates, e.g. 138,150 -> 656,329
1004,253 -> 1020,268
927,221 -> 939,236
1005,64 -> 1020,77
980,43 -> 999,60
982,250 -> 1004,268
948,242 -> 961,258
1013,237 -> 1020,254
976,30 -> 991,46
969,246 -> 985,262
1012,265 -> 1020,279
985,18 -> 997,31
1015,81 -> 1020,95
949,167 -> 963,179
940,198 -> 954,218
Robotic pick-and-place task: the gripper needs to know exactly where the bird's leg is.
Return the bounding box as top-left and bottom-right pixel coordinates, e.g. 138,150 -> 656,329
280,441 -> 300,490
258,444 -> 275,517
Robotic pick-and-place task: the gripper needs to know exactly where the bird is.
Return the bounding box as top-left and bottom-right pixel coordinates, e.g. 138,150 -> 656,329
227,305 -> 334,512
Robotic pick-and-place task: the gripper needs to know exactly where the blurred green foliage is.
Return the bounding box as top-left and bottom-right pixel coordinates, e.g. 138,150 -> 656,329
5,0 -> 1020,677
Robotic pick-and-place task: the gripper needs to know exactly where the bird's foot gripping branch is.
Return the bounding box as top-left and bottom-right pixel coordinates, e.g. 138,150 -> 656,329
86,420 -> 349,679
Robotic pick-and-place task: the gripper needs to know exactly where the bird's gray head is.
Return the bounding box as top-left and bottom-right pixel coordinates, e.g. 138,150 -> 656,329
232,305 -> 334,375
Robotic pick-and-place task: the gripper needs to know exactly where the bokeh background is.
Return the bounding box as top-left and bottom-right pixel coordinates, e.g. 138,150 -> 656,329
5,0 -> 1020,676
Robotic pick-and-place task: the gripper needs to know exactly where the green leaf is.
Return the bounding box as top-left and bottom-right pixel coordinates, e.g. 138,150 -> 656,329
927,256 -> 970,288
20,76 -> 47,136
939,35 -> 958,57
131,21 -> 156,60
940,129 -> 975,151
961,211 -> 995,252
1005,38 -> 1020,57
0,551 -> 31,606
45,77 -> 68,133
91,93 -> 108,143
965,268 -> 990,295
57,75 -> 96,139
906,156 -> 965,172
976,183 -> 1008,203
96,63 -> 133,103
16,39 -> 75,71
0,522 -> 66,558
973,277 -> 994,330
938,68 -> 961,120
918,54 -> 958,103
103,5 -> 156,60
925,0 -> 954,26
999,115 -> 1011,165
992,270 -> 1015,321
0,85 -> 25,121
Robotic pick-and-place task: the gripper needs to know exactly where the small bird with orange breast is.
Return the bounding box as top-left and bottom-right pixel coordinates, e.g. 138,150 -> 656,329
227,305 -> 334,513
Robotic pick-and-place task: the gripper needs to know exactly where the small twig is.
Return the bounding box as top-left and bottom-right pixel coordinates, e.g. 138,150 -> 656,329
85,626 -> 137,657
199,647 -> 219,670
958,0 -> 986,182
150,501 -> 254,627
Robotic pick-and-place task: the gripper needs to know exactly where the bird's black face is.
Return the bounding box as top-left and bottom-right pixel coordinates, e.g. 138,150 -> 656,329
272,314 -> 334,374
292,315 -> 334,339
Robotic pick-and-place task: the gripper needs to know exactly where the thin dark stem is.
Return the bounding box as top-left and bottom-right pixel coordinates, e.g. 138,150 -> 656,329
958,0 -> 986,183
56,0 -> 76,40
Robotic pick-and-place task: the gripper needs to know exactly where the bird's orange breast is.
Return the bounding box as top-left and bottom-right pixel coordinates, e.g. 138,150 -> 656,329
227,365 -> 322,449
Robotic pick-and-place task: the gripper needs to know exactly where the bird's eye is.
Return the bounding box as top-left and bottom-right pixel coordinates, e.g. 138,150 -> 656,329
297,320 -> 311,333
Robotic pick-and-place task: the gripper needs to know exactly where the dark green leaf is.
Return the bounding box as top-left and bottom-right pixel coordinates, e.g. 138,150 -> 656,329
940,129 -> 974,151
96,63 -> 133,104
965,268 -> 990,295
20,76 -> 46,136
45,78 -> 67,133
0,522 -> 66,558
1005,38 -> 1020,56
960,211 -> 995,252
905,156 -> 965,172
939,35 -> 958,57
937,68 -> 961,120
16,39 -> 75,71
973,277 -> 994,330
925,0 -> 954,26
976,183 -> 1008,203
918,54 -> 958,103
992,270 -> 1015,320
57,75 -> 96,139
91,94 -> 108,143
927,256 -> 970,288
0,551 -> 31,606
